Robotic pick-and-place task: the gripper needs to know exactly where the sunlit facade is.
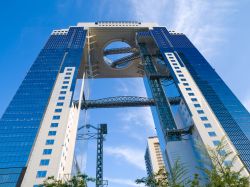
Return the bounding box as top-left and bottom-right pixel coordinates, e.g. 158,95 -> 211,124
145,136 -> 165,176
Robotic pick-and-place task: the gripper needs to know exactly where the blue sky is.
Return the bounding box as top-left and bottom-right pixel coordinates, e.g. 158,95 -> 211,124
0,0 -> 250,186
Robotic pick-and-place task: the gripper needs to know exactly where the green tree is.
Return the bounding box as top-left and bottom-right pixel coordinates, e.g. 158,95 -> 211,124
197,137 -> 249,187
42,173 -> 95,187
136,137 -> 250,187
135,168 -> 169,187
135,159 -> 190,187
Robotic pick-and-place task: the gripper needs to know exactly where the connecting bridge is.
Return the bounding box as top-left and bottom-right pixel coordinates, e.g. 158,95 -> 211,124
74,96 -> 181,109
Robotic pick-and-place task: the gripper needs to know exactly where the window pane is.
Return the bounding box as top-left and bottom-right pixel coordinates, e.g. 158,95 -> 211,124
201,116 -> 208,121
55,109 -> 62,113
51,123 -> 59,128
213,140 -> 221,146
53,115 -> 60,120
197,110 -> 204,114
194,104 -> 201,108
43,149 -> 52,155
36,171 -> 47,178
208,132 -> 216,137
204,123 -> 212,128
46,139 -> 54,145
40,159 -> 50,166
58,96 -> 65,100
57,102 -> 64,106
48,131 -> 57,136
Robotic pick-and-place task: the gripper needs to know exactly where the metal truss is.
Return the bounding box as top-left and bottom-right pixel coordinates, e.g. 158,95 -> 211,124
111,52 -> 141,68
96,126 -> 104,187
77,133 -> 99,140
74,96 -> 181,109
77,124 -> 108,187
148,73 -> 172,80
103,47 -> 138,55
166,125 -> 194,140
138,42 -> 178,139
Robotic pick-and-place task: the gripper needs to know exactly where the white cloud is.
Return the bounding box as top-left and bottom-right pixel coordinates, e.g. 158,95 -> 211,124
129,0 -> 237,58
105,146 -> 146,171
106,177 -> 141,187
116,80 -> 130,96
115,78 -> 155,133
116,78 -> 147,96
118,107 -> 155,133
171,0 -> 236,57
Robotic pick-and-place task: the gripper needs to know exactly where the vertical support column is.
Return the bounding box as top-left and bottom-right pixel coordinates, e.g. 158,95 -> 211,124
96,125 -> 104,187
138,43 -> 178,141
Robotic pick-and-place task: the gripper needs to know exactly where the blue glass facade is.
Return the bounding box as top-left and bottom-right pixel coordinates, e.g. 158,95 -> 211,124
0,27 -> 86,186
150,27 -> 250,171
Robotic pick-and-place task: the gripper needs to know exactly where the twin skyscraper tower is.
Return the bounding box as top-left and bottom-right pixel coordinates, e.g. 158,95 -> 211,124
0,22 -> 250,186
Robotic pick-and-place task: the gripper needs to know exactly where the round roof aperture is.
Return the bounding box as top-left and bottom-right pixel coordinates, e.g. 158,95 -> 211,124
103,41 -> 138,69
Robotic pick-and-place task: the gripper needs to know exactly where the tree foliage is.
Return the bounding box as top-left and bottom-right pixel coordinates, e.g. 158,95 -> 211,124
135,168 -> 169,187
136,137 -> 250,187
42,173 -> 95,187
199,137 -> 249,187
135,159 -> 190,187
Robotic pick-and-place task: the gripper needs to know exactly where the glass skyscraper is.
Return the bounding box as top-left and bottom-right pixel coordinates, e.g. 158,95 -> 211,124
0,22 -> 249,186
0,27 -> 86,186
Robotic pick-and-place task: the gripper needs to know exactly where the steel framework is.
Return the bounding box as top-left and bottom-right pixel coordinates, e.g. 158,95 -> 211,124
103,47 -> 138,55
74,96 -> 181,109
111,52 -> 141,68
77,124 -> 108,187
138,42 -> 178,140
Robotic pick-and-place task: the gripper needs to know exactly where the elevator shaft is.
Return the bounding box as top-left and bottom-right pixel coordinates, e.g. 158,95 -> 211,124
138,43 -> 178,140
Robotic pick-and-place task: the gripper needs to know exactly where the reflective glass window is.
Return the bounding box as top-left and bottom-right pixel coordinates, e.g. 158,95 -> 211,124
51,123 -> 58,128
53,115 -> 60,120
43,149 -> 52,155
48,131 -> 57,136
197,110 -> 204,114
194,104 -> 201,108
57,102 -> 64,106
40,159 -> 50,166
201,116 -> 208,121
46,139 -> 54,145
191,98 -> 198,102
36,171 -> 47,178
213,140 -> 220,146
208,132 -> 217,137
55,109 -> 62,113
58,96 -> 65,100
204,123 -> 212,128
224,160 -> 232,167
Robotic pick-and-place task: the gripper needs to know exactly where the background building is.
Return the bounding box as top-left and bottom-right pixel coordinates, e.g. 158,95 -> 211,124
0,22 -> 250,186
145,136 -> 165,176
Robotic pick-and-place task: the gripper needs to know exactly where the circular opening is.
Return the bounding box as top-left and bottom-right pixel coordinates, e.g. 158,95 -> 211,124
103,41 -> 133,69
